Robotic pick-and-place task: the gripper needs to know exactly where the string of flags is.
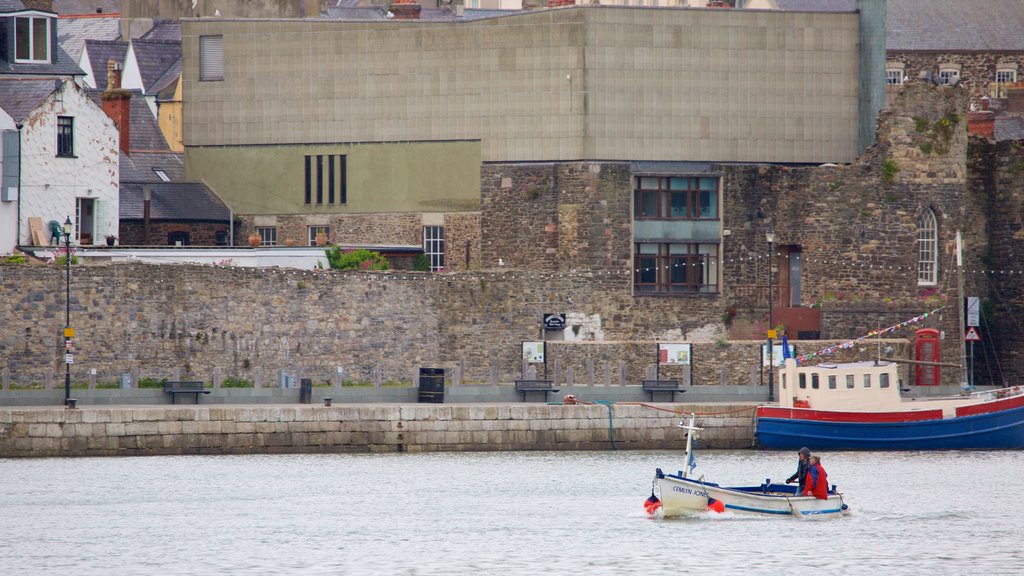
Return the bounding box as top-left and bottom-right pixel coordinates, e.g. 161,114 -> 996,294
794,306 -> 947,364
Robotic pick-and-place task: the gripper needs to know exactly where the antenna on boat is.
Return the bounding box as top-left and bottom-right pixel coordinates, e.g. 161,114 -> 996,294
956,232 -> 972,390
677,413 -> 702,480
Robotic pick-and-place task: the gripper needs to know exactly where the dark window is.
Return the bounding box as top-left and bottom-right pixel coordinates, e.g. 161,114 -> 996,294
811,374 -> 820,389
880,373 -> 890,389
634,243 -> 718,294
304,156 -> 311,205
634,176 -> 718,220
828,375 -> 837,390
328,155 -> 335,205
167,231 -> 190,246
15,16 -> 50,62
316,155 -> 323,205
846,375 -> 855,389
57,116 -> 74,157
799,374 -> 807,389
340,155 -> 347,205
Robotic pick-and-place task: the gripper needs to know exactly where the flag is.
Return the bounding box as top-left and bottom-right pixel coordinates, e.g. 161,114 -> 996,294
782,335 -> 792,363
688,450 -> 697,473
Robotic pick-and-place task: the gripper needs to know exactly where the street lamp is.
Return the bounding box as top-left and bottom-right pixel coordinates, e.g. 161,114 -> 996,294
62,216 -> 75,408
766,227 -> 775,403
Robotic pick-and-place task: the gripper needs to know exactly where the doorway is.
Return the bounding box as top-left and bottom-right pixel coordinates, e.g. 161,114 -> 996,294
75,198 -> 95,245
778,246 -> 802,307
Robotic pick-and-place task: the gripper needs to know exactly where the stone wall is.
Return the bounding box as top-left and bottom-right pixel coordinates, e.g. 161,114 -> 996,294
888,52 -> 1024,107
118,221 -> 230,246
0,403 -> 755,458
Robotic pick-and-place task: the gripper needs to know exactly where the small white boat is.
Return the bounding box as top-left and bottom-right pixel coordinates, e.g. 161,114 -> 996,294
649,414 -> 849,519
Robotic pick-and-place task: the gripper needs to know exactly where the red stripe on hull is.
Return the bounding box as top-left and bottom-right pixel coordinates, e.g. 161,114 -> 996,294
756,406 -> 944,423
955,392 -> 1024,417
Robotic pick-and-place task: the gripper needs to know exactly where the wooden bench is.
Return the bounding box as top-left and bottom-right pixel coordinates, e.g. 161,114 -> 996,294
164,381 -> 212,404
642,380 -> 686,402
514,380 -> 560,402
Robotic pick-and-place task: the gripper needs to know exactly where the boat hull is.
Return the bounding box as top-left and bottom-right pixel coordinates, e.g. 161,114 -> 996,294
755,402 -> 1024,450
655,475 -> 846,519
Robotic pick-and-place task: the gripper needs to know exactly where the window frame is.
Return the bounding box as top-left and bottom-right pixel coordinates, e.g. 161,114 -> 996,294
634,242 -> 719,295
633,176 -> 719,220
996,69 -> 1017,97
885,69 -> 904,85
307,225 -> 330,246
938,68 -> 960,85
423,226 -> 445,272
257,226 -> 277,246
199,35 -> 224,82
14,15 -> 51,63
917,209 -> 938,286
56,116 -> 74,158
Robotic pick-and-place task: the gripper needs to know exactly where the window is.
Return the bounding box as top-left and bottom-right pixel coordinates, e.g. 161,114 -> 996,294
828,375 -> 837,390
257,226 -> 277,246
308,225 -> 329,246
781,374 -> 787,390
880,373 -> 890,389
153,169 -> 170,182
634,177 -> 718,219
799,374 -> 806,389
996,69 -> 1017,97
886,69 -> 904,85
846,374 -> 854,389
917,209 -> 937,286
304,155 -> 346,206
811,374 -> 819,390
56,116 -> 74,157
863,374 -> 871,388
938,68 -> 960,85
15,16 -> 50,62
634,243 -> 718,294
424,226 -> 445,272
199,35 -> 224,81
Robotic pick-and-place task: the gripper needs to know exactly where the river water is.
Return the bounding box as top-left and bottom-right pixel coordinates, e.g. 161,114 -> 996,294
2,449 -> 1021,576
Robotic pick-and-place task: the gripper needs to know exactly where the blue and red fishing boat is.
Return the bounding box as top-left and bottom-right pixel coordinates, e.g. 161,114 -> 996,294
755,359 -> 1024,450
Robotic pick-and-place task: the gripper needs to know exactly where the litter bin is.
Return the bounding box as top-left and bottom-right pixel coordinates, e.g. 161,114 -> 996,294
299,378 -> 313,404
418,368 -> 444,403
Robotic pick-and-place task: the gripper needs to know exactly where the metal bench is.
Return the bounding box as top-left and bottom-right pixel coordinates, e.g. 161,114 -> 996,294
514,380 -> 560,402
163,381 -> 212,404
642,379 -> 686,402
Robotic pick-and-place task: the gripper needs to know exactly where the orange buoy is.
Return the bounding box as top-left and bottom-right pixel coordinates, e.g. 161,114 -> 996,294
707,497 -> 725,513
644,492 -> 662,515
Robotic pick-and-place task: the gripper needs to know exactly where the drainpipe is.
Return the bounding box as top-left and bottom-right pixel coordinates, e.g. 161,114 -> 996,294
15,122 -> 23,248
143,184 -> 151,244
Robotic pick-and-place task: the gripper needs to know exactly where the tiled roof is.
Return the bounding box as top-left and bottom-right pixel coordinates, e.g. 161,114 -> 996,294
119,151 -> 184,183
0,1 -> 29,12
887,0 -> 1024,51
995,115 -> 1024,142
774,0 -> 854,11
139,20 -> 181,43
86,87 -> 171,152
0,78 -> 59,122
0,45 -> 83,76
53,1 -> 119,14
120,182 -> 231,222
82,39 -> 127,85
151,55 -> 181,99
130,39 -> 181,95
58,15 -> 120,61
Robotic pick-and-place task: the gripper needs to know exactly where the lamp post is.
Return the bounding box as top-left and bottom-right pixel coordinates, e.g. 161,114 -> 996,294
62,216 -> 74,408
766,227 -> 775,402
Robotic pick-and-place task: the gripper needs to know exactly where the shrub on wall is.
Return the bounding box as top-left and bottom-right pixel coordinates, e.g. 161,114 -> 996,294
325,247 -> 390,271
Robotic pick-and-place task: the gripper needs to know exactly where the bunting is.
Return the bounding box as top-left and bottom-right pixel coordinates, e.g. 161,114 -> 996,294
794,306 -> 946,364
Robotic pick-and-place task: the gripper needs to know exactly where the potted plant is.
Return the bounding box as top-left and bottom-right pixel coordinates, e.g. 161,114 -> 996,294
248,233 -> 262,247
284,238 -> 297,247
315,232 -> 328,247
105,234 -> 116,247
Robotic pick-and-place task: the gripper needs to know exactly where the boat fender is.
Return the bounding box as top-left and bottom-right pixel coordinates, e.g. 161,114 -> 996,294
707,497 -> 725,513
644,491 -> 663,515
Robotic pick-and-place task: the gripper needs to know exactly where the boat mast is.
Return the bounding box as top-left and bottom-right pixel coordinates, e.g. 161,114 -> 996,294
956,232 -> 970,389
678,413 -> 702,480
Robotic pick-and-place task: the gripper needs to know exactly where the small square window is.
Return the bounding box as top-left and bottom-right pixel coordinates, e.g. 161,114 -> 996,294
886,69 -> 904,85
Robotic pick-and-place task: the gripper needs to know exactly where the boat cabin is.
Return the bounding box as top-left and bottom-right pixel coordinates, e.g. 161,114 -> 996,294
778,359 -> 904,412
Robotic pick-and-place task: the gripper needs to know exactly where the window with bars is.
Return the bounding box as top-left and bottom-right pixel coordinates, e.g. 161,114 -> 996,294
15,16 -> 50,62
199,35 -> 224,81
634,176 -> 718,220
917,209 -> 937,286
304,155 -> 346,206
886,69 -> 904,85
423,226 -> 445,272
257,226 -> 277,246
634,243 -> 719,294
56,116 -> 74,157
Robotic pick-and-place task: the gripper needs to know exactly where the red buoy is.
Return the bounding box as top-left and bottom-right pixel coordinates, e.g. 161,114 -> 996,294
644,493 -> 662,515
707,497 -> 725,513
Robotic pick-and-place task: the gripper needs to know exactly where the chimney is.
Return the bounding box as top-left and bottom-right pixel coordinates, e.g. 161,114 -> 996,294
966,111 -> 995,139
1007,84 -> 1024,113
100,60 -> 131,155
389,0 -> 422,19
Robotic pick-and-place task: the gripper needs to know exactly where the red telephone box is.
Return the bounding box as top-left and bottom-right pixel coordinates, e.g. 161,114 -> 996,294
915,328 -> 941,386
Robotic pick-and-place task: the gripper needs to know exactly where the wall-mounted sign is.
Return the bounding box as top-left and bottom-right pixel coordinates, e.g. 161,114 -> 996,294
762,343 -> 795,367
658,343 -> 692,366
523,341 -> 545,364
966,297 -> 980,327
543,314 -> 566,331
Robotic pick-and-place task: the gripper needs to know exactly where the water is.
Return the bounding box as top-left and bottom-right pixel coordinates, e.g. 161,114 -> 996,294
1,450 -> 1022,575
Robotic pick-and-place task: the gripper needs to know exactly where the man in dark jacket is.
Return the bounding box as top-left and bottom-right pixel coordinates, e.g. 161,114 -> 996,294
785,447 -> 811,492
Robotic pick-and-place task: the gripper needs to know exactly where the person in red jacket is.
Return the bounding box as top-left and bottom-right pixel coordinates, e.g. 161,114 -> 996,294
803,455 -> 829,499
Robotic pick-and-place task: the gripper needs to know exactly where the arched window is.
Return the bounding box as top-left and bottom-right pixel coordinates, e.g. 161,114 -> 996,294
917,209 -> 937,286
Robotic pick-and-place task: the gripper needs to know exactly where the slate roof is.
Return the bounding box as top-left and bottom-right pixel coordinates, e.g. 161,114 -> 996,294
323,7 -> 524,21
0,1 -> 31,12
0,44 -> 83,75
130,39 -> 181,95
85,87 -> 171,151
82,39 -> 127,84
886,0 -> 1024,51
0,77 -> 59,122
53,0 -> 119,14
773,0 -> 854,11
151,55 -> 181,100
119,151 -> 184,183
139,19 -> 181,43
995,115 -> 1024,142
58,15 -> 120,61
119,182 -> 231,222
